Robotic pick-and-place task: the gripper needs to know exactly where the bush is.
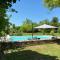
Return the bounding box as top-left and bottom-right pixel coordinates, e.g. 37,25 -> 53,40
0,31 -> 5,36
50,30 -> 55,36
12,31 -> 23,36
57,27 -> 60,33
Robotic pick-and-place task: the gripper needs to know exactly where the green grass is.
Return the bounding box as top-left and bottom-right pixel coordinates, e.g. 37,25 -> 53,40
5,43 -> 60,60
54,33 -> 60,36
22,32 -> 43,36
22,32 -> 60,36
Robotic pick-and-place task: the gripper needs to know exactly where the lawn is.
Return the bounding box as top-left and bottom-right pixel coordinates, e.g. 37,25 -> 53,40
22,33 -> 60,36
5,43 -> 60,60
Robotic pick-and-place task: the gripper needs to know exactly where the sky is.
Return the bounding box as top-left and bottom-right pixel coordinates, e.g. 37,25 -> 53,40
7,0 -> 60,26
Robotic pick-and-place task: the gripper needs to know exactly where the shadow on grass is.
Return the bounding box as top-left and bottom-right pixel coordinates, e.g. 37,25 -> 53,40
54,39 -> 60,44
5,50 -> 58,60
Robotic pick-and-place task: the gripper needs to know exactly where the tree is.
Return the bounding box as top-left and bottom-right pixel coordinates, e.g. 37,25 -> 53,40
51,17 -> 58,26
20,18 -> 32,32
23,18 -> 32,25
39,19 -> 49,25
10,24 -> 22,36
20,18 -> 38,32
0,0 -> 19,60
44,1 -> 60,33
44,0 -> 60,10
0,0 -> 17,9
50,29 -> 55,36
0,0 -> 19,35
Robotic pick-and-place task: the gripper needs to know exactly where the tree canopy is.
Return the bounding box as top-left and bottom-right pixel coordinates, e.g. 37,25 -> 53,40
0,0 -> 19,35
0,0 -> 19,60
0,0 -> 17,9
39,19 -> 50,25
44,0 -> 60,10
51,17 -> 59,26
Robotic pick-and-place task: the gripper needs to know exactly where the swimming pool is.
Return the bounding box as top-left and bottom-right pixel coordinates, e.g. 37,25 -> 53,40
10,35 -> 53,42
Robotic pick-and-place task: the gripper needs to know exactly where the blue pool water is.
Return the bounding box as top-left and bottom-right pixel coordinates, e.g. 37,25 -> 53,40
10,35 -> 52,42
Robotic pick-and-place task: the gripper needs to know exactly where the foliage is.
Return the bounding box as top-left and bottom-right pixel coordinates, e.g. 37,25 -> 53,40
20,25 -> 30,32
20,18 -> 38,32
19,17 -> 60,34
0,0 -> 19,36
50,29 -> 54,36
44,0 -> 60,10
23,18 -> 32,25
0,31 -> 5,36
9,24 -> 23,36
14,32 -> 23,36
57,27 -> 60,33
0,7 -> 10,35
39,20 -> 50,34
0,17 -> 9,31
0,0 -> 19,60
0,0 -> 17,9
51,17 -> 59,26
39,19 -> 50,25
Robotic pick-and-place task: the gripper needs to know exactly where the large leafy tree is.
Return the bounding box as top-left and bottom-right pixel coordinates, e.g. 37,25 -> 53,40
0,0 -> 17,9
44,0 -> 60,34
23,18 -> 32,25
0,0 -> 18,35
0,0 -> 19,60
51,17 -> 58,26
20,18 -> 38,32
20,18 -> 32,32
49,17 -> 59,34
44,0 -> 60,10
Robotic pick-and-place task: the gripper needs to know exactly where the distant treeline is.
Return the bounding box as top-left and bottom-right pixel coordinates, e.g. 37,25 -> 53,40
1,17 -> 60,36
8,17 -> 60,36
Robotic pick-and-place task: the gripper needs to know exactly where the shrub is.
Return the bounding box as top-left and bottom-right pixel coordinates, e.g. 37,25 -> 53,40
50,30 -> 54,36
0,31 -> 5,36
57,27 -> 60,33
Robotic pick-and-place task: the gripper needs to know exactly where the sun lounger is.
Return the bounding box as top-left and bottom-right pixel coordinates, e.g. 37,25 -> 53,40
51,36 -> 57,40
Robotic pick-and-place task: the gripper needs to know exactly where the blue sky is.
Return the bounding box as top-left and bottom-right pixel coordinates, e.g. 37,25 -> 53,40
7,0 -> 60,26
